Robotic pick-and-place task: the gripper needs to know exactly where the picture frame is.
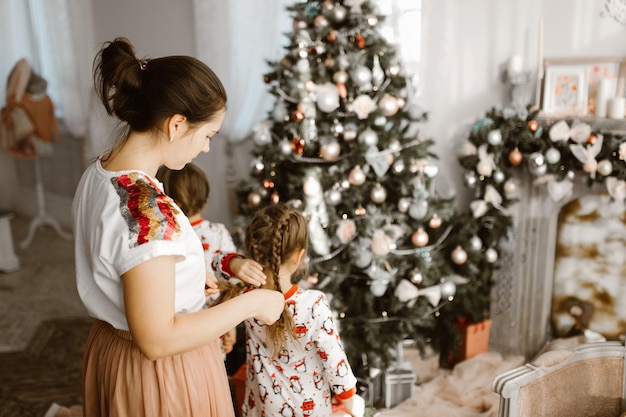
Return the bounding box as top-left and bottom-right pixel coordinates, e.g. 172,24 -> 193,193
540,57 -> 626,117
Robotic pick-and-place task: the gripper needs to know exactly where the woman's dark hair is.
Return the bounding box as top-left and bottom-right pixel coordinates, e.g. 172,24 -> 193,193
156,163 -> 210,217
214,203 -> 309,356
93,37 -> 227,135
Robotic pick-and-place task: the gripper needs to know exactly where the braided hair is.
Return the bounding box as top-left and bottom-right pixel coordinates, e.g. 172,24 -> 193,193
215,203 -> 308,356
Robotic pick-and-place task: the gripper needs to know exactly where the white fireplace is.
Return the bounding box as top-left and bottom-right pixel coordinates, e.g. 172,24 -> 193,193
488,169 -> 625,359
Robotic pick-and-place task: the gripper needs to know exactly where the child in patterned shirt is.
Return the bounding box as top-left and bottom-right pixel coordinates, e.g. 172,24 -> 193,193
156,163 -> 266,357
214,203 -> 365,417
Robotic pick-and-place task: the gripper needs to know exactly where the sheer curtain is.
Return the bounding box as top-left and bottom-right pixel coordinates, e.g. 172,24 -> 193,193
192,0 -> 293,144
0,0 -> 95,137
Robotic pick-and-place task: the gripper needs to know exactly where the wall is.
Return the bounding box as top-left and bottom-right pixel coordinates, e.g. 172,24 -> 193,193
2,0 -> 625,233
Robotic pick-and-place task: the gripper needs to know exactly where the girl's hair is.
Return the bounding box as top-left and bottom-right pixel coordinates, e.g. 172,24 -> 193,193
216,203 -> 309,355
156,163 -> 209,217
93,37 -> 227,139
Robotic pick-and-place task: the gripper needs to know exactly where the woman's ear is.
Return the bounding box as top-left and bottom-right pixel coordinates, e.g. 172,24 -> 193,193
167,114 -> 187,139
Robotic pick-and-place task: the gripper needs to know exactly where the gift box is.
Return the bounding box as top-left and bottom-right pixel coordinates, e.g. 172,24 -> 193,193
449,318 -> 492,365
383,366 -> 416,408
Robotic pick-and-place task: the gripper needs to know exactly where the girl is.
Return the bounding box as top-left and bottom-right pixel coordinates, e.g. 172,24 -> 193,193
215,203 -> 364,417
72,37 -> 284,417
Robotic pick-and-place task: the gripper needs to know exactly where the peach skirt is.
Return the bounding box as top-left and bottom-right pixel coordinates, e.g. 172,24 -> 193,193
82,320 -> 235,417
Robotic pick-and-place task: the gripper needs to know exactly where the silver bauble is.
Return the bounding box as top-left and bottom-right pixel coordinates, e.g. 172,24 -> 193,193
358,128 -> 379,146
348,166 -> 366,185
485,248 -> 498,263
325,189 -> 342,206
503,180 -> 517,195
492,170 -> 505,184
440,281 -> 456,299
378,94 -> 399,116
247,192 -> 262,207
351,66 -> 372,86
527,152 -> 547,176
464,171 -> 477,187
411,229 -> 429,247
597,159 -> 613,176
331,5 -> 347,22
409,200 -> 429,219
343,123 -> 358,141
487,129 -> 503,146
392,160 -> 405,174
370,184 -> 387,204
389,139 -> 402,153
398,198 -> 411,213
333,70 -> 349,84
280,140 -> 292,155
545,148 -> 561,164
469,236 -> 483,251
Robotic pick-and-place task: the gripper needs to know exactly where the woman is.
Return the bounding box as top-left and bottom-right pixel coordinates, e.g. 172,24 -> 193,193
72,37 -> 284,417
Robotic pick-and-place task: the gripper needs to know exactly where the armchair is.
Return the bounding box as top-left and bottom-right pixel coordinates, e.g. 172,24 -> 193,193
492,341 -> 626,417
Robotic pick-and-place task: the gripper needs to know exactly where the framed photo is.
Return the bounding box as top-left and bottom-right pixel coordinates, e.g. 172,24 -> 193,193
540,57 -> 626,117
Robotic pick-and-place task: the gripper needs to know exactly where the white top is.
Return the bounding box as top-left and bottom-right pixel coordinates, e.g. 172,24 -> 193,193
72,159 -> 206,330
242,285 -> 357,417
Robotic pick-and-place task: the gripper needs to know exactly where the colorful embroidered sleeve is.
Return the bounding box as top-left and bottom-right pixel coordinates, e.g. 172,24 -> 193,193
111,172 -> 181,248
310,291 -> 358,397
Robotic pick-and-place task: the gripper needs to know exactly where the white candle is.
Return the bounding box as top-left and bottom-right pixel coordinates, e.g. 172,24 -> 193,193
508,55 -> 523,74
537,18 -> 544,75
595,78 -> 615,118
608,97 -> 625,120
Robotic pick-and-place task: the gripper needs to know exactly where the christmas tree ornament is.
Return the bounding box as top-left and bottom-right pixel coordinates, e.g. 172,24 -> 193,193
469,235 -> 483,251
597,159 -> 613,176
373,115 -> 387,127
371,55 -> 385,87
325,189 -> 342,206
392,160 -> 405,175
247,192 -> 262,208
545,147 -> 561,164
315,83 -> 340,112
411,228 -> 429,247
326,30 -> 338,43
291,109 -> 305,122
587,134 -> 598,145
314,15 -> 329,28
492,170 -> 505,184
336,54 -> 350,70
503,179 -> 517,196
343,123 -> 358,141
451,246 -> 468,265
331,121 -> 345,137
262,179 -> 275,189
398,198 -> 411,213
354,204 -> 366,216
351,65 -> 372,87
355,32 -> 366,49
527,152 -> 547,176
272,101 -> 288,122
528,120 -> 539,132
409,200 -> 429,220
485,248 -> 498,263
370,184 -> 387,204
487,129 -> 503,146
331,4 -> 347,22
291,137 -> 305,155
378,94 -> 399,116
440,281 -> 456,300
423,164 -> 439,178
428,214 -> 442,229
508,148 -> 523,166
280,139 -> 293,155
386,63 -> 400,78
464,171 -> 477,187
333,70 -> 349,84
367,14 -> 379,26
271,192 -> 280,204
370,280 -> 388,297
410,269 -> 423,285
251,158 -> 265,174
358,128 -> 379,146
371,229 -> 393,255
320,141 -> 341,161
348,165 -> 366,185
303,176 -> 322,196
389,139 -> 402,153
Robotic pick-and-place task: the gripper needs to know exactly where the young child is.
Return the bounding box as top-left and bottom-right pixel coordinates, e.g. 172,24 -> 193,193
156,162 -> 261,356
215,203 -> 365,417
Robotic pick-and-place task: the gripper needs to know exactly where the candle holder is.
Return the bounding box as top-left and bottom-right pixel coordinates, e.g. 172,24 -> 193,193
501,68 -> 533,113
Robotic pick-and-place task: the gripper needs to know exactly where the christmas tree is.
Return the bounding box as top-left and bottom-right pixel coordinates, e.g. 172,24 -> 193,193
233,0 -> 481,382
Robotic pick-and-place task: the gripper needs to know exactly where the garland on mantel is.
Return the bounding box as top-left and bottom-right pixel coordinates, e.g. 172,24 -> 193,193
456,106 -> 626,281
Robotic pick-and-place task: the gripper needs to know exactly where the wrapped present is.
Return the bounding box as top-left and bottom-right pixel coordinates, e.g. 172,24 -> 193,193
383,366 -> 416,408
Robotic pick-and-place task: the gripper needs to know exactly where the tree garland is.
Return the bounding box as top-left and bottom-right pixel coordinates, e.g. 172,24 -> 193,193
455,107 -> 626,320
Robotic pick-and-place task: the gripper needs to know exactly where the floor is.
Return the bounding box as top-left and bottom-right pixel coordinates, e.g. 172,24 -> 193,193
0,215 -> 91,417
0,215 -> 525,417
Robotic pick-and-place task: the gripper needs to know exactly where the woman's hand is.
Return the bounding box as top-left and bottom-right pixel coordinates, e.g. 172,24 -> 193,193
242,289 -> 284,325
229,257 -> 266,287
